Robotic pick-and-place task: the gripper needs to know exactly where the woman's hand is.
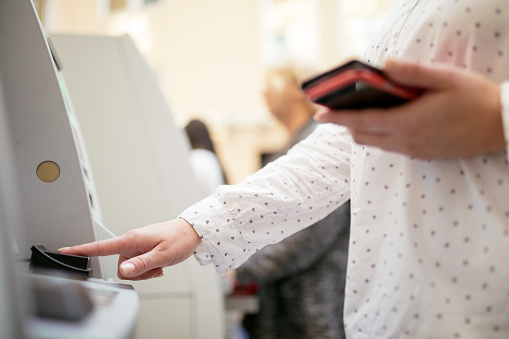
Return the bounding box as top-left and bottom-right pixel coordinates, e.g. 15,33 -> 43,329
59,218 -> 201,280
315,59 -> 505,159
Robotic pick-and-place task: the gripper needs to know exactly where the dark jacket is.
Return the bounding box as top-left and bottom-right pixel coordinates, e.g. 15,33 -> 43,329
236,119 -> 350,339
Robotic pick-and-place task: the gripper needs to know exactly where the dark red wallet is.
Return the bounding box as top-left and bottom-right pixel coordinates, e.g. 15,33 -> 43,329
301,60 -> 421,110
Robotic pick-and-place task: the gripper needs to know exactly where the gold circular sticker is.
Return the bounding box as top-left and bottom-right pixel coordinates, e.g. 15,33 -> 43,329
36,161 -> 60,183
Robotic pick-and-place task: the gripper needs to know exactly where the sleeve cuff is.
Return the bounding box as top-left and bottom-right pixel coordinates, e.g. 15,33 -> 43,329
179,196 -> 251,276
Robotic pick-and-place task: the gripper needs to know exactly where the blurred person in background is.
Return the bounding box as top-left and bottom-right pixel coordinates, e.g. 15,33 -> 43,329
185,119 -> 228,197
234,65 -> 351,339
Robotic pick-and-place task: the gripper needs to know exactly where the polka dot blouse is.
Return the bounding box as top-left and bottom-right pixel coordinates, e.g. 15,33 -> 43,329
180,0 -> 509,338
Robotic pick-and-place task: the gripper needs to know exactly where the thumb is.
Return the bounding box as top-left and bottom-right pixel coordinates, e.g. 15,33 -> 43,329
120,251 -> 162,277
384,58 -> 453,91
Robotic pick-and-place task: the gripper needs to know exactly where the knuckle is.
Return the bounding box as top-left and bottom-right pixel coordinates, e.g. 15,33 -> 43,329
124,229 -> 137,237
135,255 -> 150,272
92,240 -> 102,253
123,229 -> 138,242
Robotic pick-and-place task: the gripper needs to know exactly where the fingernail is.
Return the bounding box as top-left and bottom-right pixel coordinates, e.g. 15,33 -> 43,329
120,263 -> 135,276
58,247 -> 70,253
313,109 -> 327,122
154,272 -> 164,278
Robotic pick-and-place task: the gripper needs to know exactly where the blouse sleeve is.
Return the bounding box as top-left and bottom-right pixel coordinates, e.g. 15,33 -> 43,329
179,123 -> 352,275
235,201 -> 350,284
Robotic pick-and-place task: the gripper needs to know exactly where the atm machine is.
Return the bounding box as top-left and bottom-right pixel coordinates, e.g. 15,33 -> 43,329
0,71 -> 28,339
0,0 -> 139,338
0,67 -> 140,339
50,26 -> 224,339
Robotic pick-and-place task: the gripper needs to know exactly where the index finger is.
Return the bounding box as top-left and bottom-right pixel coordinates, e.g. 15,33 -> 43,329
58,237 -> 125,257
384,58 -> 455,91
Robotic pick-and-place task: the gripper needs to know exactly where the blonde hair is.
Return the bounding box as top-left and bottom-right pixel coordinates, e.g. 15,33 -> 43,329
264,63 -> 317,92
264,63 -> 319,113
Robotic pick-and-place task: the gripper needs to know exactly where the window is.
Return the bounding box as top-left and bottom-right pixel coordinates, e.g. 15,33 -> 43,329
109,0 -> 159,12
110,0 -> 127,11
259,0 -> 320,67
336,0 -> 394,59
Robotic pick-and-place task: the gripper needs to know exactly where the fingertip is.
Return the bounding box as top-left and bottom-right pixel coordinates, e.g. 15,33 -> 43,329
313,113 -> 324,123
384,58 -> 412,78
117,267 -> 163,281
314,108 -> 331,123
57,247 -> 71,253
120,262 -> 136,276
384,58 -> 399,70
384,57 -> 416,69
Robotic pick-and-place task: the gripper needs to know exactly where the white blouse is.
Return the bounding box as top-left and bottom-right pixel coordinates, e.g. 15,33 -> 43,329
180,0 -> 509,338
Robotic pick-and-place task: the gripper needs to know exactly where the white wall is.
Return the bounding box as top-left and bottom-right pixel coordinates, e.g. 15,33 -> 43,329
46,0 -> 393,182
